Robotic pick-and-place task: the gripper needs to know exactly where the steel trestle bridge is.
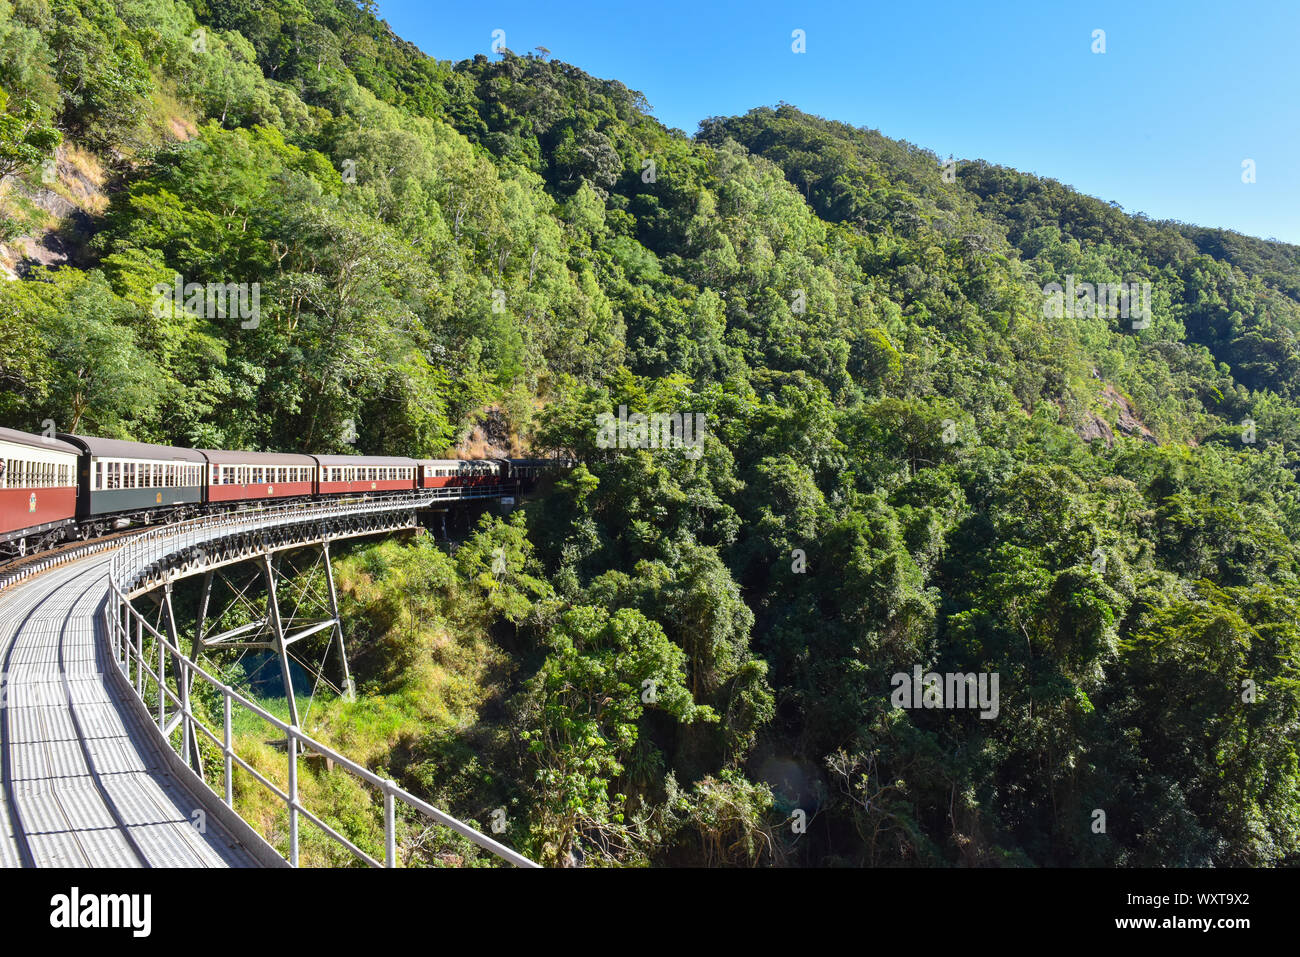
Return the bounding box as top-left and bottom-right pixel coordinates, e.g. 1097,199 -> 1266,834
0,487 -> 538,868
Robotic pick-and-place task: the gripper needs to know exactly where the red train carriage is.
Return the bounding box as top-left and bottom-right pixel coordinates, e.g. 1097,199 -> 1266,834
313,455 -> 418,496
417,458 -> 503,489
0,427 -> 80,557
202,449 -> 317,504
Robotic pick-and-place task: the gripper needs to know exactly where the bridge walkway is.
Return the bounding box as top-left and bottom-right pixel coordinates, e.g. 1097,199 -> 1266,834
0,552 -> 259,867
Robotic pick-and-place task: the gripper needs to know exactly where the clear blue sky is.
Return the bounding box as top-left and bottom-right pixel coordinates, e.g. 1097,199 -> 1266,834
374,0 -> 1300,244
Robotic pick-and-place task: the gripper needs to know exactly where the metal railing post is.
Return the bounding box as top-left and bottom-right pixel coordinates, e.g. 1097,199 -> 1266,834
157,625 -> 166,730
385,785 -> 396,868
223,691 -> 233,807
136,616 -> 143,696
288,733 -> 299,867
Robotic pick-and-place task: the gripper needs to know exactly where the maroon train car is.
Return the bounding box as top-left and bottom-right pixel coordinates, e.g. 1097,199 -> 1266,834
202,449 -> 318,504
0,426 -> 80,555
417,458 -> 503,490
314,455 -> 418,496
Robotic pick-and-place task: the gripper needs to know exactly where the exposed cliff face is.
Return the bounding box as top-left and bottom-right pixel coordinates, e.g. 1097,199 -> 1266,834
0,143 -> 107,276
455,406 -> 522,458
1071,373 -> 1158,447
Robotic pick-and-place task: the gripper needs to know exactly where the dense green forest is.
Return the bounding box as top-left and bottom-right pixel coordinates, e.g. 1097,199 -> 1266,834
3,0 -> 1300,866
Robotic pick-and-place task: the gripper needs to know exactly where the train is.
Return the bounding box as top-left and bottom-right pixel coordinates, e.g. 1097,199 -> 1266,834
0,425 -> 559,560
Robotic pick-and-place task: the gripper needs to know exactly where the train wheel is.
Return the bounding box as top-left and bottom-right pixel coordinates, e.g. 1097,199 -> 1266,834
16,538 -> 26,558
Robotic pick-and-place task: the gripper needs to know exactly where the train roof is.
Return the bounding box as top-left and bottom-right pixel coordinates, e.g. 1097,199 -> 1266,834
0,426 -> 81,455
201,449 -> 317,466
312,454 -> 418,467
58,433 -> 207,463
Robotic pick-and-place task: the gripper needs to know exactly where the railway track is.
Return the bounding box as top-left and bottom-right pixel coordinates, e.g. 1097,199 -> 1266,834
0,526 -> 143,592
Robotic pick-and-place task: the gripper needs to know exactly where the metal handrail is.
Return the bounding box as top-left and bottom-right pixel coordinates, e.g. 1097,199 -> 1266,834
101,490 -> 538,868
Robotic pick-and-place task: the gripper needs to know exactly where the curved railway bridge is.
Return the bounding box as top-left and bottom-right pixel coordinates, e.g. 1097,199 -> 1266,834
0,487 -> 538,868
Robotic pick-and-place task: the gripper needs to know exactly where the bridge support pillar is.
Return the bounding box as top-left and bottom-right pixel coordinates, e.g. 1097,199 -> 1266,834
321,539 -> 354,701
261,552 -> 300,728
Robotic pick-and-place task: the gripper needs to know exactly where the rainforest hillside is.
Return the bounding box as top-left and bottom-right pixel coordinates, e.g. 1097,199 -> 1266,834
2,0 -> 1300,866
